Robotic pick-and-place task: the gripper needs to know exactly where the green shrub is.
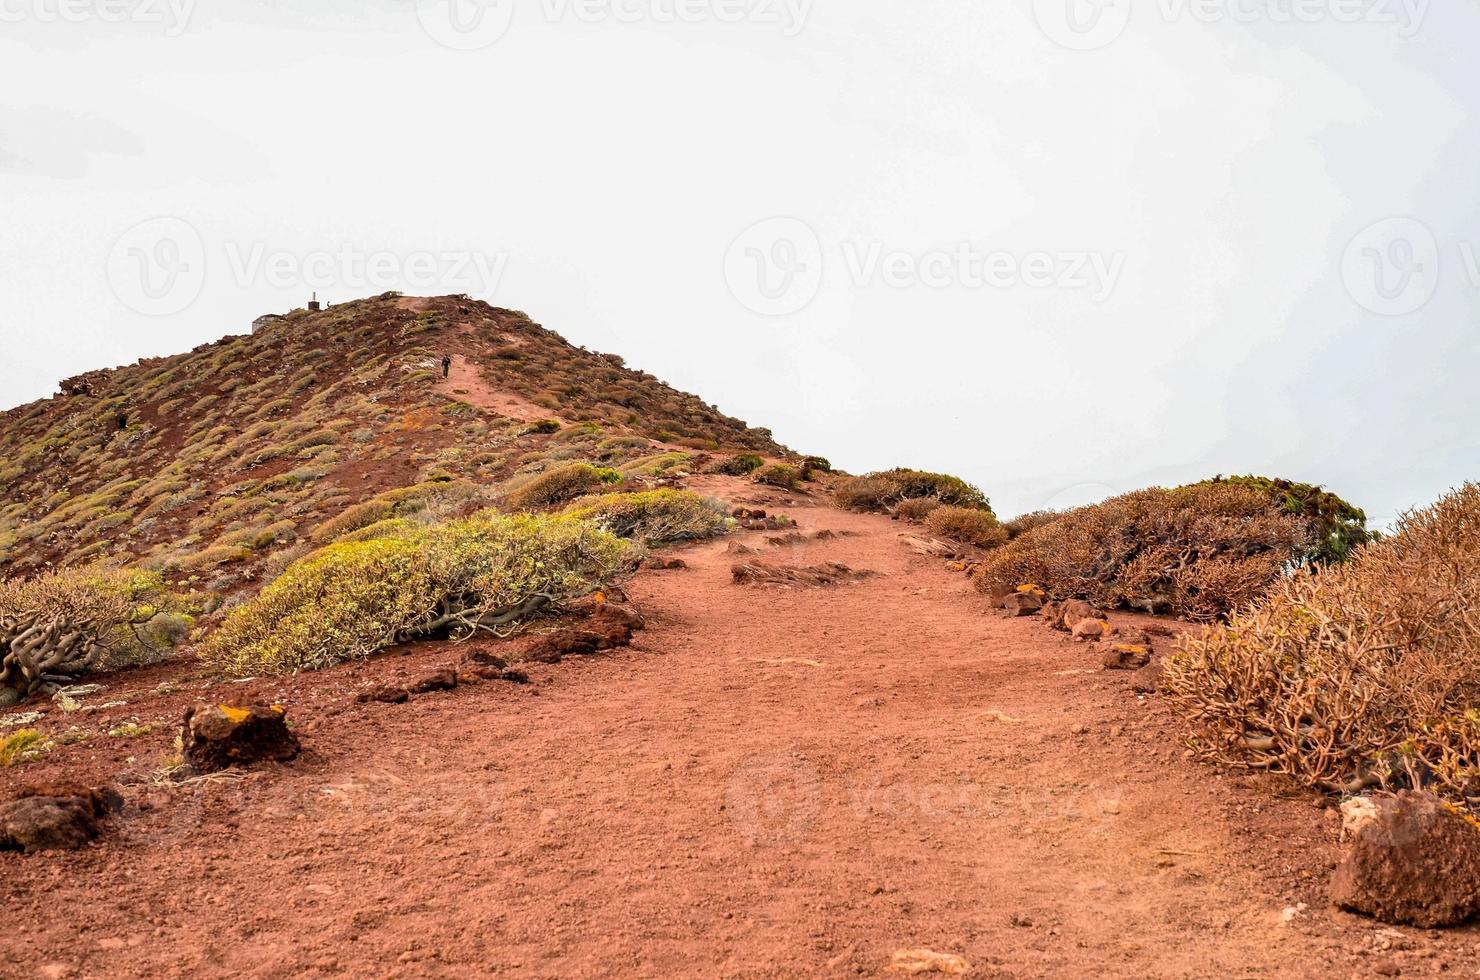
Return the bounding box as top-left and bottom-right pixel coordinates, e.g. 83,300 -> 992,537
924,506 -> 1009,549
714,454 -> 764,476
754,463 -> 800,490
618,452 -> 692,477
835,468 -> 990,512
201,512 -> 634,675
563,490 -> 728,545
506,463 -> 612,511
521,419 -> 562,435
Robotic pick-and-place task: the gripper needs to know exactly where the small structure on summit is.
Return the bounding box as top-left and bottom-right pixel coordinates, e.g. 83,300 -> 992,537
308,291 -> 322,312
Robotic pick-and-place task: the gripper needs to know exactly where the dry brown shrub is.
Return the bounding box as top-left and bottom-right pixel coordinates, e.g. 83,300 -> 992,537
1003,509 -> 1061,539
924,506 -> 1009,549
974,484 -> 1307,621
1164,484 -> 1480,803
891,498 -> 942,522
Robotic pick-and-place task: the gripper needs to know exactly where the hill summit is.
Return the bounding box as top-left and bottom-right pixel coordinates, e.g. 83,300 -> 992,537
0,293 -> 788,585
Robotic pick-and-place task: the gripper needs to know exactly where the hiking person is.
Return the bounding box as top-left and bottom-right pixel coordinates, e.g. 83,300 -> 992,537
441,354 -> 452,379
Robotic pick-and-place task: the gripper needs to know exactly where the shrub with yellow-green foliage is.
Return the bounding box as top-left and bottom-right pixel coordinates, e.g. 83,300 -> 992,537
753,463 -> 800,490
311,479 -> 480,544
505,463 -> 621,511
563,490 -> 728,545
924,506 -> 1009,549
201,512 -> 635,675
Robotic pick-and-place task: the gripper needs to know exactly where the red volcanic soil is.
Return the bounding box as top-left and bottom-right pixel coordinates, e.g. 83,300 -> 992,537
0,480 -> 1474,978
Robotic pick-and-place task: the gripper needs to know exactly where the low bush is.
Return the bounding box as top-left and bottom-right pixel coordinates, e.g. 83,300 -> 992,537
924,506 -> 1009,549
1164,484 -> 1480,803
0,566 -> 167,704
505,463 -> 619,511
753,463 -> 800,490
1196,475 -> 1370,564
563,490 -> 728,545
835,468 -> 990,512
891,498 -> 942,522
712,454 -> 764,476
201,512 -> 634,675
1003,510 -> 1061,539
311,480 -> 479,544
974,484 -> 1307,621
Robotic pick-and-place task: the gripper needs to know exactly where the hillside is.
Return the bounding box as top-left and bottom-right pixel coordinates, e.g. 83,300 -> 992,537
0,293 -> 786,585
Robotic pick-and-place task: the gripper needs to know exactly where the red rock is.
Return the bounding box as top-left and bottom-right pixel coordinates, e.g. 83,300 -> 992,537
182,703 -> 300,773
1071,619 -> 1106,642
356,686 -> 409,704
1102,643 -> 1150,670
1058,600 -> 1098,632
407,669 -> 458,694
1000,592 -> 1043,617
0,785 -> 122,853
1330,791 -> 1480,927
1129,658 -> 1164,692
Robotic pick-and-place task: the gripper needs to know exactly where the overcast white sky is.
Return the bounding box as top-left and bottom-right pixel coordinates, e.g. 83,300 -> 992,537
2,0 -> 1477,524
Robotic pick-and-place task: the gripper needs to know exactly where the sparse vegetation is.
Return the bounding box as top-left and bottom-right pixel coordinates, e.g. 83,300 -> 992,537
0,729 -> 50,766
1165,484 -> 1480,804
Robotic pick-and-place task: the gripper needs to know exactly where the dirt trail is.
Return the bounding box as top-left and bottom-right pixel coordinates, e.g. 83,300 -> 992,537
2,484 -> 1472,978
441,351 -> 552,424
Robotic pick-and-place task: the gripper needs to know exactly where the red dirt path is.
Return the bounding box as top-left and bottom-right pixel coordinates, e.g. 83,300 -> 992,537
2,484 -> 1474,978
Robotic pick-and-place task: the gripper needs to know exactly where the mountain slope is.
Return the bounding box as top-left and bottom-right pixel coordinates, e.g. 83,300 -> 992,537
0,293 -> 787,584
